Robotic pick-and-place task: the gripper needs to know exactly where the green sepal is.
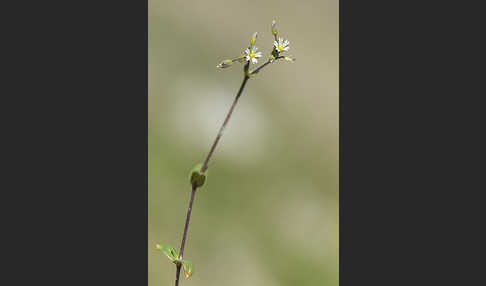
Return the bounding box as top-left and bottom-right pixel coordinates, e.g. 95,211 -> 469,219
271,48 -> 280,58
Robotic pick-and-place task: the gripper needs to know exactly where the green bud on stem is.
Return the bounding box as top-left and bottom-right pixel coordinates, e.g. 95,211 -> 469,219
249,32 -> 258,46
189,163 -> 207,188
271,19 -> 278,37
216,59 -> 233,68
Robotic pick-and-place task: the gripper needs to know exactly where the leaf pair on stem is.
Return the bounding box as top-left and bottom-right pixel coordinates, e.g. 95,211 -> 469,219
156,243 -> 194,278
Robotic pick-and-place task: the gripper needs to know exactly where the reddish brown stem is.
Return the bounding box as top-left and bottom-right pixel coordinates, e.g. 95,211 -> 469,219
200,75 -> 249,173
173,57 -> 278,285
174,74 -> 250,286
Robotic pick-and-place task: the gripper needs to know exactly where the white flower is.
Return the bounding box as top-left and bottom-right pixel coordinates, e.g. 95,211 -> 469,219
274,37 -> 290,52
244,47 -> 262,64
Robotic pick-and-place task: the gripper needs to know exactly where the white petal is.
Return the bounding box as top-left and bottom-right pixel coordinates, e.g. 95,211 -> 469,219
278,37 -> 283,43
274,41 -> 278,48
252,57 -> 258,64
284,40 -> 289,46
255,52 -> 262,57
245,55 -> 250,61
283,46 -> 289,51
245,48 -> 250,54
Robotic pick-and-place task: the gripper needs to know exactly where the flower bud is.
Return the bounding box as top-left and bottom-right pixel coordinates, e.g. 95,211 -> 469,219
216,59 -> 233,68
249,32 -> 258,46
284,56 -> 296,62
271,20 -> 278,36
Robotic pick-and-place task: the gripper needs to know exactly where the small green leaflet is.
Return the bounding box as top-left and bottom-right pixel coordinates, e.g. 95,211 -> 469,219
155,243 -> 178,262
180,260 -> 194,278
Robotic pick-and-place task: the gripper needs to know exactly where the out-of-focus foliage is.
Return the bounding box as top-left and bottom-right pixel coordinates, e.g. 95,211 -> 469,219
149,0 -> 338,285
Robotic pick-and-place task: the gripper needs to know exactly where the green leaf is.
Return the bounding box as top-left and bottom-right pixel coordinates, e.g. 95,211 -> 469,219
156,243 -> 178,262
189,163 -> 207,188
180,260 -> 194,278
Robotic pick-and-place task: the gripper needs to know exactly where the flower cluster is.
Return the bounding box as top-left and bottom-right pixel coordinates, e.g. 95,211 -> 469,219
216,20 -> 294,71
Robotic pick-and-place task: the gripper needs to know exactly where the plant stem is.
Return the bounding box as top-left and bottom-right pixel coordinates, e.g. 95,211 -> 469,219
174,183 -> 196,286
200,75 -> 249,173
175,265 -> 181,286
173,57 -> 278,285
250,59 -> 272,74
250,56 -> 283,75
178,183 -> 197,259
174,74 -> 250,286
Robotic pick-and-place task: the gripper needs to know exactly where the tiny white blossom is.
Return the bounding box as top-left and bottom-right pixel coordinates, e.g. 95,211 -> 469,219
244,47 -> 262,64
274,37 -> 290,52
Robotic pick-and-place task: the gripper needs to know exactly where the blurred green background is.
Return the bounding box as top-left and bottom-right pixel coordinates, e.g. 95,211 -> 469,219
149,0 -> 338,285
